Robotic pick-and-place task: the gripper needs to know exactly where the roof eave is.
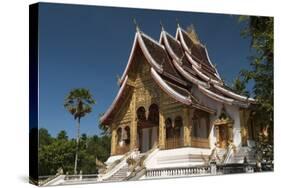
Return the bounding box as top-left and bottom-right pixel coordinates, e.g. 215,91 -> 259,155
100,75 -> 129,125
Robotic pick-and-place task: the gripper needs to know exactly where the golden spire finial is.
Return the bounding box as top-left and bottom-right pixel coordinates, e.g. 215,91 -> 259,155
186,24 -> 201,45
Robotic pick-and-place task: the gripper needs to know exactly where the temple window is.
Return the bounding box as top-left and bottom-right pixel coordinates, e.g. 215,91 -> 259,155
124,126 -> 131,145
115,127 -> 130,154
165,118 -> 173,139
117,127 -> 122,143
137,107 -> 146,121
148,104 -> 159,124
174,116 -> 183,138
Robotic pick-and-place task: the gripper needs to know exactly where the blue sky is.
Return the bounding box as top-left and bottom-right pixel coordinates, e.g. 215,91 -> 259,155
38,3 -> 253,138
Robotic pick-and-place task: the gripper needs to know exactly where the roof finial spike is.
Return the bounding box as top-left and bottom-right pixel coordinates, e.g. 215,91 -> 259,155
187,24 -> 201,45
160,20 -> 164,31
133,17 -> 140,32
176,18 -> 180,28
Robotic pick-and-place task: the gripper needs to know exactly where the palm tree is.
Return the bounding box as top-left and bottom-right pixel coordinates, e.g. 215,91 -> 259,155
64,88 -> 95,174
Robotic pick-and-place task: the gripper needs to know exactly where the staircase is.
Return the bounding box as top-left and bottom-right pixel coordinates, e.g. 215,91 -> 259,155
215,146 -> 256,164
105,164 -> 129,182
216,148 -> 227,162
228,147 -> 256,164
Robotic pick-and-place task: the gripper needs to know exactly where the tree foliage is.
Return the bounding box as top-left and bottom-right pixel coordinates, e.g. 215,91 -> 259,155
238,16 -> 273,170
64,89 -> 95,120
39,128 -> 53,147
98,112 -> 110,136
255,127 -> 273,171
231,76 -> 249,97
57,130 -> 68,141
38,128 -> 111,176
239,16 -> 273,128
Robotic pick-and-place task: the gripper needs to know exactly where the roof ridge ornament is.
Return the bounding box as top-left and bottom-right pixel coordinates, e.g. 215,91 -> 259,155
179,54 -> 184,65
176,18 -> 180,28
160,20 -> 164,31
218,105 -> 233,122
133,17 -> 140,32
180,53 -> 184,61
187,24 -> 201,45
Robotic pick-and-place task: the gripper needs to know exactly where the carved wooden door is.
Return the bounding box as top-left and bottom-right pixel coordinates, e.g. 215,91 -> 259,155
218,125 -> 229,148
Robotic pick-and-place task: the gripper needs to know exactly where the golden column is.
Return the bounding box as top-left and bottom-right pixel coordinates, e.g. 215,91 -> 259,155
183,108 -> 191,146
158,91 -> 166,149
130,90 -> 137,150
215,125 -> 220,145
111,126 -> 117,155
239,109 -> 249,146
158,111 -> 165,149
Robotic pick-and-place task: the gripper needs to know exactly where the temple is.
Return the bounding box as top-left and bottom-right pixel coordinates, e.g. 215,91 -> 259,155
98,24 -> 257,181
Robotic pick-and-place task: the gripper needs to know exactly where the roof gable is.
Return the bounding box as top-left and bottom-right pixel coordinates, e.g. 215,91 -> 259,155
100,25 -> 256,125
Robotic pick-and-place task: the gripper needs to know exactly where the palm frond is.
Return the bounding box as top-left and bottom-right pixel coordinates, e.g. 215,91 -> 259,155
64,88 -> 95,120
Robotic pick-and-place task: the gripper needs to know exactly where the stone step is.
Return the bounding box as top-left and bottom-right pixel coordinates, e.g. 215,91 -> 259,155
105,164 -> 129,182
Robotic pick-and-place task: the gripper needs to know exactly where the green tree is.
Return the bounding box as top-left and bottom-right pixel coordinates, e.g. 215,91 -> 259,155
38,130 -> 111,176
231,76 -> 249,96
239,16 -> 273,128
239,16 -> 273,170
39,138 -> 76,176
39,128 -> 53,148
255,127 -> 273,171
57,130 -> 68,141
64,88 -> 95,174
98,113 -> 110,136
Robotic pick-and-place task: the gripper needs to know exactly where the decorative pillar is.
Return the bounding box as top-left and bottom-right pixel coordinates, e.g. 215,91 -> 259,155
183,108 -> 191,146
215,125 -> 220,145
159,111 -> 165,149
244,110 -> 250,138
239,109 -> 247,146
210,161 -> 217,175
130,91 -> 137,150
111,126 -> 117,155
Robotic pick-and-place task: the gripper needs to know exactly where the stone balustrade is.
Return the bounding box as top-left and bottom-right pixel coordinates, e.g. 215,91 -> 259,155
146,162 -> 256,178
146,166 -> 211,178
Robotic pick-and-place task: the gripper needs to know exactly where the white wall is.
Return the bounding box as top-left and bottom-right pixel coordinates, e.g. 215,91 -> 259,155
145,147 -> 212,169
191,87 -> 242,148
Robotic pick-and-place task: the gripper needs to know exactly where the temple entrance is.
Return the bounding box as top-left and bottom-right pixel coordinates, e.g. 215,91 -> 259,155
137,104 -> 159,153
216,125 -> 229,148
214,106 -> 234,148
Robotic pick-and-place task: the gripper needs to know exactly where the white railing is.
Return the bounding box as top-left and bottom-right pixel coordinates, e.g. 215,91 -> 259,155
146,163 -> 255,178
223,148 -> 233,164
146,166 -> 211,178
